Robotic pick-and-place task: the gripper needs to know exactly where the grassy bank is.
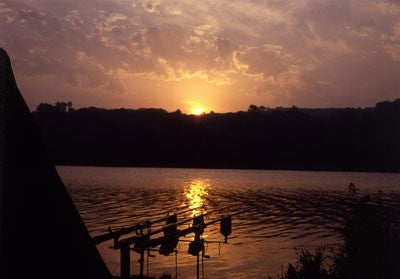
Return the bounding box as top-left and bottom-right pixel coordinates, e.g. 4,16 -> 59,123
271,192 -> 400,279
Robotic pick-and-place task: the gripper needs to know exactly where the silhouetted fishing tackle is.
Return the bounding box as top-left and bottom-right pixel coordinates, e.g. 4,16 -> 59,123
220,216 -> 232,243
93,207 -> 244,279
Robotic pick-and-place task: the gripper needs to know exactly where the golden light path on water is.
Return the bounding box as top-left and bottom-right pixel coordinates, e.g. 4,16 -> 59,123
184,179 -> 209,217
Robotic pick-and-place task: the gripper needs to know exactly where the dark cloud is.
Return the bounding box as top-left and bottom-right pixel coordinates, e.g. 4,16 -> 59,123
216,37 -> 236,59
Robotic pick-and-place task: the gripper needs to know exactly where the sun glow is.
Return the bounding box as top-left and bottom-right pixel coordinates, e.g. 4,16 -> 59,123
192,108 -> 204,115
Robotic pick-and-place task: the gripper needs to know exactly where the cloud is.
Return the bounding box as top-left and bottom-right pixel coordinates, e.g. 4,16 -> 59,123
384,22 -> 400,61
216,37 -> 236,59
236,44 -> 295,78
138,0 -> 162,14
1,0 -> 400,111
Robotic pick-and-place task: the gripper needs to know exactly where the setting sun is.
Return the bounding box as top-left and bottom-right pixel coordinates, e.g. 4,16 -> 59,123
192,108 -> 204,115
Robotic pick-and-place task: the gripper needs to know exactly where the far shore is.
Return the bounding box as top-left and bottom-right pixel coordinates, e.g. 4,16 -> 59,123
55,163 -> 400,174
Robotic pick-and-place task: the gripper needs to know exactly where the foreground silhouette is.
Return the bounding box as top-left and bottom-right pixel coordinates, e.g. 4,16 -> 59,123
272,193 -> 400,279
0,48 -> 110,278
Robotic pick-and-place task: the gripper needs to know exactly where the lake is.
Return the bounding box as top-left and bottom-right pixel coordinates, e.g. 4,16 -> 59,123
57,166 -> 400,279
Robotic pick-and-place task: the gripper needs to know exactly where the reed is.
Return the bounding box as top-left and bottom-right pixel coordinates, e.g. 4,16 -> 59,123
271,192 -> 400,279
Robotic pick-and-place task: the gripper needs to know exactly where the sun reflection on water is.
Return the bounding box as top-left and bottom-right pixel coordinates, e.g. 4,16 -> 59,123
184,179 -> 210,216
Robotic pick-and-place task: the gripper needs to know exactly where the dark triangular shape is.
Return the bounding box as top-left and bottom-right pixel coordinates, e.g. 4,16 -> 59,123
0,48 -> 111,278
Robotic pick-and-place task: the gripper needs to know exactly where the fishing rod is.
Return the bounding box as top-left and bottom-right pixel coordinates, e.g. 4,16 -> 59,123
154,209 -> 245,279
178,209 -> 246,241
118,208 -> 233,278
92,205 -> 205,245
115,206 -> 230,248
147,210 -> 245,248
185,209 -> 246,279
115,207 -> 243,279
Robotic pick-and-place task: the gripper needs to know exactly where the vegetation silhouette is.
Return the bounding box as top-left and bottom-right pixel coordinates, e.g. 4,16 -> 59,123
32,100 -> 400,172
271,190 -> 400,279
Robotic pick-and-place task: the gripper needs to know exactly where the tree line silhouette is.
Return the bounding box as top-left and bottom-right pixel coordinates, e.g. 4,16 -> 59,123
32,99 -> 400,172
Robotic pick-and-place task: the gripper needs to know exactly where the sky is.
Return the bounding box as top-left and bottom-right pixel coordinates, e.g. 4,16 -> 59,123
1,0 -> 400,113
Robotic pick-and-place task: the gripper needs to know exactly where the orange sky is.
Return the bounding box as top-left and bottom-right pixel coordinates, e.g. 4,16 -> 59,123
1,0 -> 400,113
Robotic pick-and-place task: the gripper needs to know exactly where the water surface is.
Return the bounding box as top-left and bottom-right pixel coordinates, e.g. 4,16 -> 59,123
58,166 -> 400,278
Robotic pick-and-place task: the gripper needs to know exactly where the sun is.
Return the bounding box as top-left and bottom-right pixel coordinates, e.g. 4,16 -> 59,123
192,108 -> 204,115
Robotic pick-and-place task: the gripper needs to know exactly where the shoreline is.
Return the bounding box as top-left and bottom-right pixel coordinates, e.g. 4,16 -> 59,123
55,163 -> 400,174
